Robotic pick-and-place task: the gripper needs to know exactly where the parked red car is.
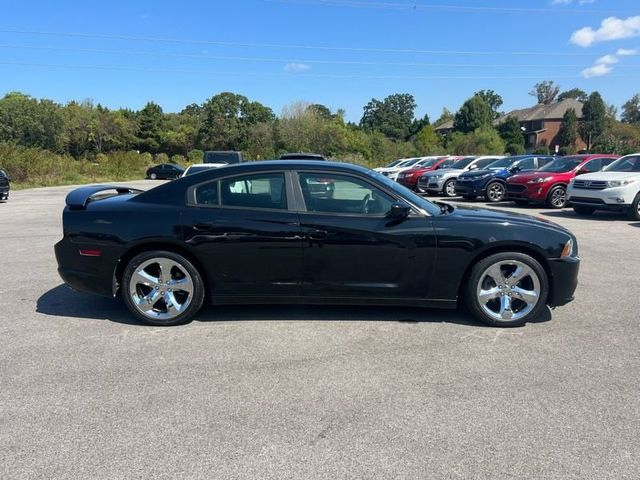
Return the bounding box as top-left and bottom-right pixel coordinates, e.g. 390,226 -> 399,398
506,154 -> 620,208
397,156 -> 459,190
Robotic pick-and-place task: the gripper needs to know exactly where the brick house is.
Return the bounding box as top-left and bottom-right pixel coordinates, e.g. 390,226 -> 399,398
496,98 -> 586,152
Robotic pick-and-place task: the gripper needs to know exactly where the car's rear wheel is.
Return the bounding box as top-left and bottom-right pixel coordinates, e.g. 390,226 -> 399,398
465,252 -> 548,327
443,179 -> 457,197
629,193 -> 640,221
485,181 -> 506,203
122,250 -> 205,326
150,173 -> 157,180
573,205 -> 595,216
547,185 -> 567,209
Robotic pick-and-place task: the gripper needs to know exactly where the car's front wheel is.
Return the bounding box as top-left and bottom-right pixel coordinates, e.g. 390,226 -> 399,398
485,181 -> 506,202
443,179 -> 457,197
547,185 -> 567,209
465,252 -> 549,327
629,193 -> 640,221
122,250 -> 205,326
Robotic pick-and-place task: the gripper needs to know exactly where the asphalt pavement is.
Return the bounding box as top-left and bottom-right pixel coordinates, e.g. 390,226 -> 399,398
1,180 -> 639,479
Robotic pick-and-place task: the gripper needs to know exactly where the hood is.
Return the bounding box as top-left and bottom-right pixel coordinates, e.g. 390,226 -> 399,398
445,203 -> 572,234
423,168 -> 463,177
460,168 -> 507,178
574,171 -> 640,181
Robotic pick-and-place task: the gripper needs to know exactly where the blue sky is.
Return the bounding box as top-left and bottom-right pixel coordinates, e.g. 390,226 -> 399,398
0,0 -> 639,122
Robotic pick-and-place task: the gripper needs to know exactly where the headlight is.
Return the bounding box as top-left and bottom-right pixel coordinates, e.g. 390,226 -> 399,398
527,177 -> 553,184
606,179 -> 635,188
561,239 -> 574,258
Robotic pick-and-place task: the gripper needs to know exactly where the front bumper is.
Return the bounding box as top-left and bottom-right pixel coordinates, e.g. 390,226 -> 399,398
547,257 -> 580,307
0,186 -> 8,200
568,185 -> 636,209
397,176 -> 419,189
419,177 -> 446,193
454,181 -> 484,196
506,183 -> 548,202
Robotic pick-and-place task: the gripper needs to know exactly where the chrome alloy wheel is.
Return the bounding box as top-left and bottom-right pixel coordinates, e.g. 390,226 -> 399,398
487,183 -> 505,202
444,179 -> 456,197
476,260 -> 541,322
129,257 -> 194,321
550,187 -> 567,208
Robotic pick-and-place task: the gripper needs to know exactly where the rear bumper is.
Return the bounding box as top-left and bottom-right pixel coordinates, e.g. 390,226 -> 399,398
55,239 -> 116,298
547,257 -> 580,307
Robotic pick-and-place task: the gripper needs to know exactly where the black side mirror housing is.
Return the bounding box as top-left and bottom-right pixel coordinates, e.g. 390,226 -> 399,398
387,201 -> 411,219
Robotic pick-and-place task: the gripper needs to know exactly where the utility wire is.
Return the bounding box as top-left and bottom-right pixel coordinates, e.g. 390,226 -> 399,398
0,61 -> 620,80
0,44 -> 626,68
0,28 -> 607,56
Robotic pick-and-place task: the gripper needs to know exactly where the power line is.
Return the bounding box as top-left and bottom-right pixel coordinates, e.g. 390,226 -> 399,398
266,0 -> 633,15
0,28 -> 607,56
0,43 -> 625,68
0,61 -> 610,80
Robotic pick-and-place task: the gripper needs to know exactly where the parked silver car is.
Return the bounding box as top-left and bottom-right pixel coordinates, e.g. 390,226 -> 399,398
417,156 -> 505,197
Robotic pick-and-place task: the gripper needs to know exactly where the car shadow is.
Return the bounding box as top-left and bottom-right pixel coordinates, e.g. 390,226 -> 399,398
37,284 -> 553,328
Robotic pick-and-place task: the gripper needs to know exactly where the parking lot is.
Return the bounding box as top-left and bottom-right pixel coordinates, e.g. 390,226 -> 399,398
1,180 -> 639,479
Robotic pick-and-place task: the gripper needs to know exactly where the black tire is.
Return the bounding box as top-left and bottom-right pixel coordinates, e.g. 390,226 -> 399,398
485,181 -> 506,203
122,250 -> 205,326
629,193 -> 640,221
546,185 -> 567,209
462,195 -> 477,201
443,179 -> 457,197
514,200 -> 529,206
464,252 -> 549,328
573,205 -> 595,216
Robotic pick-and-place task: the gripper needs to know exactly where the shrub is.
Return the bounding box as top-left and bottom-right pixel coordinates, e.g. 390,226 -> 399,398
187,149 -> 204,163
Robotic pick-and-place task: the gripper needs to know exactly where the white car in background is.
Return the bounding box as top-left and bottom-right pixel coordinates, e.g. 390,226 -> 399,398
387,156 -> 447,181
376,157 -> 424,178
181,163 -> 228,177
374,158 -> 410,173
567,153 -> 640,220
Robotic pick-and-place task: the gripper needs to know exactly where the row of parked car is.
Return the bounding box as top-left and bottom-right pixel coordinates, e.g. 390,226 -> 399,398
376,153 -> 640,220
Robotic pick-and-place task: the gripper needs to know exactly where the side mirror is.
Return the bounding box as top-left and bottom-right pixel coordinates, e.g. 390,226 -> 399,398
576,168 -> 588,176
468,164 -> 478,171
386,201 -> 411,219
509,165 -> 521,173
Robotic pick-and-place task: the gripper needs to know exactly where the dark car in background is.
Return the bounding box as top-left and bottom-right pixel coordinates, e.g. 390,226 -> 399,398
0,168 -> 10,201
203,151 -> 244,164
146,163 -> 185,180
506,154 -> 619,208
455,155 -> 555,202
55,160 -> 579,329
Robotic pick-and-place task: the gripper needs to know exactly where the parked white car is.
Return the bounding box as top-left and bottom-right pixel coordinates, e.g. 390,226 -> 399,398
567,153 -> 640,220
376,157 -> 423,178
374,158 -> 412,174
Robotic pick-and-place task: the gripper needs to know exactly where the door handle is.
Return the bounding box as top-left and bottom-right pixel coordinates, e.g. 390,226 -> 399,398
307,229 -> 328,240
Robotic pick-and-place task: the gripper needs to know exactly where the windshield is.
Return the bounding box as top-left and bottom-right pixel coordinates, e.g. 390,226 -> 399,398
538,156 -> 583,173
605,155 -> 640,172
450,157 -> 475,169
386,159 -> 404,168
367,170 -> 441,216
416,158 -> 439,168
485,157 -> 519,169
400,158 -> 422,167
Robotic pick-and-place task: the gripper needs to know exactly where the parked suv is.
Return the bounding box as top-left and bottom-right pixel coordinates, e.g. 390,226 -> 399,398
567,153 -> 640,220
506,154 -> 619,208
418,156 -> 504,197
397,156 -> 457,191
0,168 -> 9,201
455,155 -> 554,202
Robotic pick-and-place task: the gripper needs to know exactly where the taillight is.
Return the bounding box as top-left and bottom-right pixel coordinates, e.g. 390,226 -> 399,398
79,249 -> 102,257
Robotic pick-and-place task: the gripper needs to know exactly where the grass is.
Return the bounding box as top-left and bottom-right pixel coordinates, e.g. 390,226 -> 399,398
0,144 -> 173,190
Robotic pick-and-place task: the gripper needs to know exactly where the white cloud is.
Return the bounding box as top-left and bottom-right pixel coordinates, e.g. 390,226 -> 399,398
283,63 -> 311,73
581,48 -> 638,78
571,16 -> 640,47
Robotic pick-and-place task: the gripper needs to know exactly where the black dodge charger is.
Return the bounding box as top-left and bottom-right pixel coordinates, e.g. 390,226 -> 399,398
55,161 -> 580,327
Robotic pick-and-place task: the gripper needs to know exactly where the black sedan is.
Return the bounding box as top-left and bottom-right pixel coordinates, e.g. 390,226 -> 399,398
145,163 -> 185,180
55,161 -> 580,327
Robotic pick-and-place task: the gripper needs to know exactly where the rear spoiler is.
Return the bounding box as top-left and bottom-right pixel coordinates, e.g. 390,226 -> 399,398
65,185 -> 144,210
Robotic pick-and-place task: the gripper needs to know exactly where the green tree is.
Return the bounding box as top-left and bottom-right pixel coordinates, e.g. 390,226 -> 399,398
497,116 -> 525,152
580,92 -> 607,151
137,102 -> 164,152
433,108 -> 455,127
530,81 -> 560,105
360,93 -> 417,140
447,127 -> 505,155
414,125 -> 442,154
475,89 -> 503,118
558,108 -> 579,154
454,95 -> 493,133
557,88 -> 588,103
621,93 -> 640,123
